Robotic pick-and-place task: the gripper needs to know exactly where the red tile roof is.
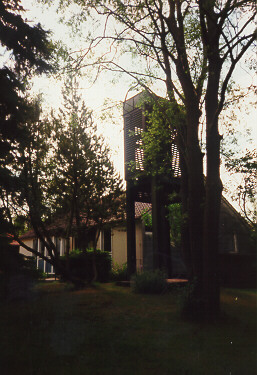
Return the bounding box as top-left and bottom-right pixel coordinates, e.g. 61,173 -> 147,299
135,202 -> 152,217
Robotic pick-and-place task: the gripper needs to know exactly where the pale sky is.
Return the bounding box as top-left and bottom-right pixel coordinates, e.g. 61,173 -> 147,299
21,0 -> 256,201
23,0 -> 131,179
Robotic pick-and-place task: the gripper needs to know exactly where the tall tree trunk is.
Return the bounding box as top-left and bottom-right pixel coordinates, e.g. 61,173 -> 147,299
203,55 -> 222,320
186,107 -> 205,292
179,147 -> 192,279
203,120 -> 222,320
177,123 -> 192,279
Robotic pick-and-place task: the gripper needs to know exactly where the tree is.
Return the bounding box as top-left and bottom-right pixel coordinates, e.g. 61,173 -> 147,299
1,76 -> 124,283
224,148 -> 257,237
48,76 -> 124,280
43,0 -> 256,319
220,112 -> 256,240
0,0 -> 53,160
0,0 -> 53,239
1,100 -> 59,267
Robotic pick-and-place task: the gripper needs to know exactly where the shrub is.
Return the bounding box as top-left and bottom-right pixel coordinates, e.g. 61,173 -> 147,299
59,249 -> 111,283
0,245 -> 41,300
110,262 -> 129,281
132,270 -> 167,294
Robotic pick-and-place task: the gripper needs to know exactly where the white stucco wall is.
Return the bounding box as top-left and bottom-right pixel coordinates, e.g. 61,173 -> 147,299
135,221 -> 143,271
19,224 -> 145,271
19,239 -> 34,257
111,226 -> 127,265
111,221 -> 143,270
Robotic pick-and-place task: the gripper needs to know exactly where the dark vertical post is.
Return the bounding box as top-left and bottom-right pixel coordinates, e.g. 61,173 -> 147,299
161,202 -> 172,277
152,176 -> 161,270
152,176 -> 171,276
126,180 -> 136,276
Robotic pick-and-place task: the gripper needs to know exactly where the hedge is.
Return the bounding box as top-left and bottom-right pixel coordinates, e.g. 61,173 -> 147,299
59,249 -> 111,283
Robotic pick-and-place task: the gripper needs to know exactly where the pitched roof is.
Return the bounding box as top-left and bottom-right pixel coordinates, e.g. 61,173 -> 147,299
135,202 -> 151,217
19,229 -> 36,240
19,202 -> 151,240
18,198 -> 249,241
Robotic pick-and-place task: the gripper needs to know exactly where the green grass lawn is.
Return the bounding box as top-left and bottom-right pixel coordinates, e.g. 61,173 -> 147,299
0,282 -> 256,375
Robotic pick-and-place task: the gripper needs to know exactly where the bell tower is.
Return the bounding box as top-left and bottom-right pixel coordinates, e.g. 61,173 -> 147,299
123,92 -> 181,276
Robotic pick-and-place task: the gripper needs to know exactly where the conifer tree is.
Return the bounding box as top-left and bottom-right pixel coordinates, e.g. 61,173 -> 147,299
0,0 -> 53,235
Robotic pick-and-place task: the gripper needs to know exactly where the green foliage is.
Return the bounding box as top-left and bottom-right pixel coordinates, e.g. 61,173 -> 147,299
47,76 -> 124,247
224,148 -> 257,228
131,270 -> 167,294
110,262 -> 128,281
0,0 -> 53,167
167,203 -> 183,247
1,75 -> 124,283
0,0 -> 53,236
69,248 -> 82,256
59,249 -> 111,283
141,98 -> 185,177
0,0 -> 53,74
141,208 -> 152,229
129,97 -> 185,179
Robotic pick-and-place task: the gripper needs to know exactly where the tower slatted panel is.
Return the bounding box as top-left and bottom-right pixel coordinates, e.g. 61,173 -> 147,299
124,103 -> 145,180
124,94 -> 181,181
171,142 -> 180,177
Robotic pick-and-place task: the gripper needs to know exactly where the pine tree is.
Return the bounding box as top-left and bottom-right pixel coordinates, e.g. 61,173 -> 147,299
48,77 -> 124,252
0,0 -> 53,183
0,0 -> 53,236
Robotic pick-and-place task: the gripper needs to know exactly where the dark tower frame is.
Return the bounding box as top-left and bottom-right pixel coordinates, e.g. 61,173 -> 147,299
123,92 -> 181,276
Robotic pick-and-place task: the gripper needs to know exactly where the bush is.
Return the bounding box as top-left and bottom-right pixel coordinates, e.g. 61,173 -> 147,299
59,249 -> 111,283
132,270 -> 167,294
110,262 -> 129,281
0,245 -> 41,300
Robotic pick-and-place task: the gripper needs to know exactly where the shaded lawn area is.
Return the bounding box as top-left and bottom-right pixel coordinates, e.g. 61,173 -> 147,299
0,282 -> 256,375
